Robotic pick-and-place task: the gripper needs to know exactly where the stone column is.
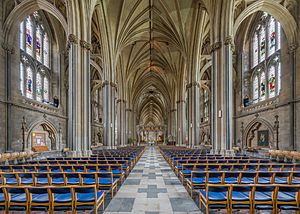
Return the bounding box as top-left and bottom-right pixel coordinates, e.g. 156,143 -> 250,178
187,82 -> 201,148
171,109 -> 177,140
125,108 -> 133,145
288,44 -> 297,150
117,99 -> 126,147
102,81 -> 117,148
211,38 -> 234,155
67,34 -> 91,154
176,100 -> 186,146
2,44 -> 14,152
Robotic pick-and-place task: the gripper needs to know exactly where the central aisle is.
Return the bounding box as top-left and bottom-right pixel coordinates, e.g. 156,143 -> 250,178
104,146 -> 200,214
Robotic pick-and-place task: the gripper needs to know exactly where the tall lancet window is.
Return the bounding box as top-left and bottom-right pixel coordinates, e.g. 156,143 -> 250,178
250,12 -> 281,105
19,12 -> 53,104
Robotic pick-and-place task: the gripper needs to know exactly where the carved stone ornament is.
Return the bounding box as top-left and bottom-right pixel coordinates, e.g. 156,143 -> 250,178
80,40 -> 92,50
288,44 -> 298,54
1,43 -> 15,54
68,34 -> 78,44
210,42 -> 222,53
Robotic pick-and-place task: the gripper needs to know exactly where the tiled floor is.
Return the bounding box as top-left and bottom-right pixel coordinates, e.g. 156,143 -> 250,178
104,146 -> 200,214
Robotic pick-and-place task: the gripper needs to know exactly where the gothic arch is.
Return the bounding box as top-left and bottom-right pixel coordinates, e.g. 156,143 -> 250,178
233,0 -> 297,46
243,117 -> 274,148
3,0 -> 67,47
26,118 -> 58,151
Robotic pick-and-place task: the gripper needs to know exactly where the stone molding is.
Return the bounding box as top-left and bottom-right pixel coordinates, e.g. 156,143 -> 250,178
176,100 -> 185,104
186,81 -> 200,89
288,44 -> 298,54
171,109 -> 177,112
68,34 -> 78,44
116,99 -> 126,103
80,40 -> 92,50
210,41 -> 222,52
125,108 -> 132,112
1,43 -> 15,54
102,80 -> 117,88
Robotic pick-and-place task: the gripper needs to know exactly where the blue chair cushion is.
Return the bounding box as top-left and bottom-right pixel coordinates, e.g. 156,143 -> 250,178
11,194 -> 27,203
76,191 -> 104,203
182,170 -> 192,174
292,178 -> 300,184
277,192 -> 296,202
199,190 -> 227,201
192,177 -> 205,184
112,170 -> 123,174
82,178 -> 95,185
32,193 -> 49,203
241,178 -> 254,184
224,177 -> 238,184
0,193 -> 5,202
275,177 -> 288,184
208,178 -> 221,184
6,178 -> 18,185
98,178 -> 112,185
37,178 -> 48,185
255,192 -> 272,201
52,178 -> 65,185
257,177 -> 271,184
53,193 -> 72,203
232,191 -> 250,201
67,177 -> 80,185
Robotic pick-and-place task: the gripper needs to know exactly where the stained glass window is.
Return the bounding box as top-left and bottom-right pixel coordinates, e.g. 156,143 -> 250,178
278,62 -> 281,93
43,34 -> 49,67
44,77 -> 49,102
268,66 -> 276,98
36,73 -> 43,102
259,27 -> 266,62
26,67 -> 33,99
20,21 -> 24,50
36,26 -> 42,62
250,13 -> 282,105
20,63 -> 24,95
253,33 -> 259,67
20,12 -> 52,105
253,75 -> 259,103
25,17 -> 33,56
260,72 -> 266,101
268,17 -> 276,56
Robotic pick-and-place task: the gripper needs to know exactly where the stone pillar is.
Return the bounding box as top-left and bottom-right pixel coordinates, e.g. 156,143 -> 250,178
102,81 -> 117,148
211,38 -> 234,155
187,82 -> 200,148
176,100 -> 186,146
171,109 -> 177,139
125,108 -> 133,145
2,44 -> 14,152
288,44 -> 297,150
117,99 -> 126,147
67,34 -> 91,153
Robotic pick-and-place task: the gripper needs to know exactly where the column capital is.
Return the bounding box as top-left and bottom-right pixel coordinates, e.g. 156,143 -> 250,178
224,36 -> 235,52
210,41 -> 222,52
288,44 -> 298,54
68,34 -> 78,44
1,43 -> 15,54
125,108 -> 132,112
80,40 -> 92,50
176,100 -> 185,104
102,80 -> 117,88
116,99 -> 126,103
171,109 -> 177,112
186,81 -> 200,89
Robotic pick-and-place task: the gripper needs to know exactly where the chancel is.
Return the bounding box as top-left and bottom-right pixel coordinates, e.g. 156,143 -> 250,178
0,0 -> 300,213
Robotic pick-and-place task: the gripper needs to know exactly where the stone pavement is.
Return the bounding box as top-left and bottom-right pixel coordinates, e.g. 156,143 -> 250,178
104,146 -> 200,214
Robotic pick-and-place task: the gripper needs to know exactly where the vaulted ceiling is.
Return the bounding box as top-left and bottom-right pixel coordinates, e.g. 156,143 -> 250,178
91,0 -> 210,128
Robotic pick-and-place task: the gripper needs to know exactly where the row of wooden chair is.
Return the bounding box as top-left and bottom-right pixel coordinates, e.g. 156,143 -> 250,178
0,185 -> 105,213
198,184 -> 300,214
186,171 -> 300,196
177,163 -> 300,178
0,172 -> 119,196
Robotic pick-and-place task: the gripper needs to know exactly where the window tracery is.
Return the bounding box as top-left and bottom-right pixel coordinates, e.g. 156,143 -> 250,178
19,12 -> 52,104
